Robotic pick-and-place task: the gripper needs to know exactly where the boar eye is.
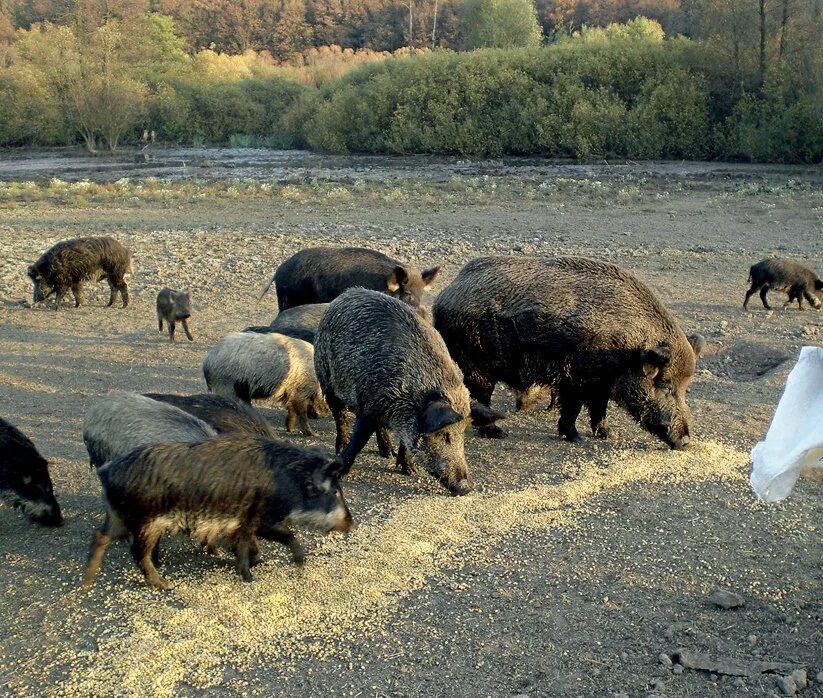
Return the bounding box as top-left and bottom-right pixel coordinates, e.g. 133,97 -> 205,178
443,433 -> 451,445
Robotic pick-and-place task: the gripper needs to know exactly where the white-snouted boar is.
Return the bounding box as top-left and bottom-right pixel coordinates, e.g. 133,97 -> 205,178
81,435 -> 354,590
0,418 -> 63,526
260,247 -> 439,316
433,256 -> 706,450
143,393 -> 277,438
744,258 -> 823,311
156,288 -> 194,342
315,289 -> 499,496
27,236 -> 132,309
83,393 -> 217,469
203,332 -> 327,436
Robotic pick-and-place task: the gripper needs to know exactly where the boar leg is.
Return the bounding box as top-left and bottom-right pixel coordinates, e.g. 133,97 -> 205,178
82,530 -> 113,589
743,283 -> 760,309
296,406 -> 315,437
588,396 -> 611,438
158,314 -> 164,333
268,527 -> 305,565
396,444 -> 420,475
249,535 -> 261,566
119,282 -> 129,308
558,389 -> 584,444
375,427 -> 395,458
168,320 -> 176,342
182,318 -> 194,341
284,406 -> 298,432
802,290 -> 821,310
71,283 -> 84,308
131,524 -> 171,590
232,531 -> 255,583
326,390 -> 352,454
759,286 -> 771,309
106,279 -> 118,307
466,377 -> 506,438
340,415 -> 378,471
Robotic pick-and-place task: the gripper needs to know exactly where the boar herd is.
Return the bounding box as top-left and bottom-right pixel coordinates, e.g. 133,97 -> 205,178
2,235 -> 821,592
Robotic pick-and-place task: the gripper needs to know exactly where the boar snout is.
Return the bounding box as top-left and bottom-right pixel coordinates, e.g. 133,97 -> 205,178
445,477 -> 473,496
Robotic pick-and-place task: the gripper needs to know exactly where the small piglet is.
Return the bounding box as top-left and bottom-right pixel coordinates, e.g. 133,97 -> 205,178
156,288 -> 194,342
203,332 -> 327,435
81,434 -> 354,589
0,417 -> 63,526
744,258 -> 823,311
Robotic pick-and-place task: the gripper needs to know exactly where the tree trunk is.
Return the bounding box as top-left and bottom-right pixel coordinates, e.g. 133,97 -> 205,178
432,0 -> 437,47
778,0 -> 789,58
758,0 -> 767,91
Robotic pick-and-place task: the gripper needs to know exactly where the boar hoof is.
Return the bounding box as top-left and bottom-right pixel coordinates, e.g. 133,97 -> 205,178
593,425 -> 611,439
448,479 -> 473,496
476,424 -> 507,439
563,432 -> 584,444
148,575 -> 173,591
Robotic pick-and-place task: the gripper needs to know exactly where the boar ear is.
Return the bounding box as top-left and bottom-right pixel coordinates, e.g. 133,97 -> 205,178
387,266 -> 409,292
469,401 -> 505,427
687,333 -> 706,359
641,344 -> 672,378
314,457 -> 345,491
27,265 -> 37,280
419,400 -> 464,434
421,266 -> 440,289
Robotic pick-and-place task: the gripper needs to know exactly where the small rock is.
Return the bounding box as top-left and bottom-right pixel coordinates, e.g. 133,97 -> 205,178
777,675 -> 797,696
708,587 -> 745,609
612,693 -> 629,698
733,678 -> 745,688
748,634 -> 758,647
659,653 -> 673,668
710,673 -> 719,682
673,664 -> 684,675
816,671 -> 823,684
790,669 -> 807,690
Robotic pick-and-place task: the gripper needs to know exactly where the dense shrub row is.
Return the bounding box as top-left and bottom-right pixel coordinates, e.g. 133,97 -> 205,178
1,18 -> 820,163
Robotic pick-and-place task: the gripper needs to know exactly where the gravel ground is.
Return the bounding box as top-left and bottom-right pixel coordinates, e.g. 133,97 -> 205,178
0,154 -> 821,697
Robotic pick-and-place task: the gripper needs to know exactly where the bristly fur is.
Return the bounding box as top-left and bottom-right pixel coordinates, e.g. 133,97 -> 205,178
144,393 -> 278,438
314,288 -> 473,495
263,246 -> 439,314
27,236 -> 132,309
432,256 -> 704,449
83,393 -> 217,469
81,434 -> 353,589
0,417 -> 62,526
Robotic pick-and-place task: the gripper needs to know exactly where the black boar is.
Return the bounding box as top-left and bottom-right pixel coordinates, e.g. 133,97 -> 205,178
81,434 -> 354,589
260,247 -> 439,314
144,393 -> 277,439
156,288 -> 194,342
203,332 -> 327,436
27,236 -> 132,309
0,417 -> 63,526
315,288 -> 499,496
433,256 -> 705,449
83,393 -> 217,469
269,303 -> 330,343
744,258 -> 823,310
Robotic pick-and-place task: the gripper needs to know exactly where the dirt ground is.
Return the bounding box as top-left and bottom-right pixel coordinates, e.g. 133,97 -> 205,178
0,152 -> 821,698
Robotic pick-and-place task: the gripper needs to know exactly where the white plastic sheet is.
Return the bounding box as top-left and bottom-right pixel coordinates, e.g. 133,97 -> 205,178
750,345 -> 823,502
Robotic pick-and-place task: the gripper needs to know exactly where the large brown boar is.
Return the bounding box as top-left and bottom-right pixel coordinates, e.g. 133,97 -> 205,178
743,258 -> 823,310
27,236 -> 132,309
260,247 -> 439,315
432,256 -> 705,449
81,434 -> 354,590
314,289 -> 499,495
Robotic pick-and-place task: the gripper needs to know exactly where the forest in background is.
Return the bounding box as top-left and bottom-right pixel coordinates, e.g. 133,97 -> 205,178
0,0 -> 821,161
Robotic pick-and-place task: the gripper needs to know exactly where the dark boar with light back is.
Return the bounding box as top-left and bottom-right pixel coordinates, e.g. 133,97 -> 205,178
156,288 -> 194,342
144,393 -> 277,438
743,258 -> 823,310
0,418 -> 63,526
81,434 -> 354,590
28,236 -> 132,309
314,289 -> 500,496
260,247 -> 439,315
242,303 -> 330,343
83,393 -> 217,469
433,256 -> 705,449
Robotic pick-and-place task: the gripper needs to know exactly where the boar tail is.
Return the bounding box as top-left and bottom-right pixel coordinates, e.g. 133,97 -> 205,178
258,273 -> 276,302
